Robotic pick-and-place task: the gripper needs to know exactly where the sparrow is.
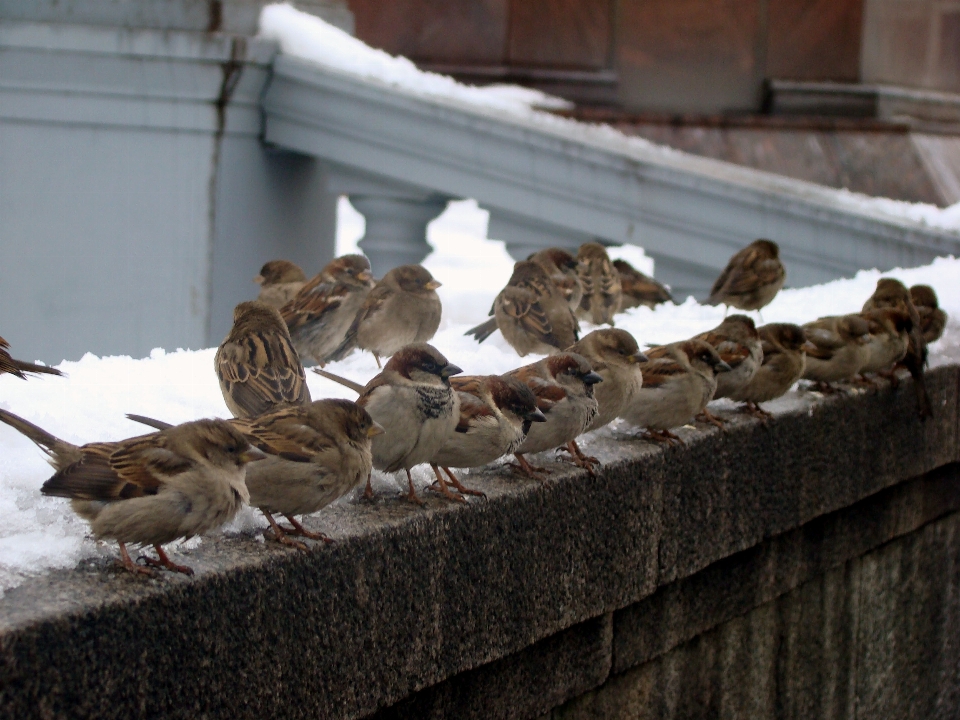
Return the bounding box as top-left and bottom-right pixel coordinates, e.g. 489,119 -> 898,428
528,247 -> 583,311
280,254 -> 375,365
613,259 -> 673,311
215,301 -> 311,418
863,278 -> 931,418
328,265 -> 442,368
801,314 -> 871,388
621,339 -> 731,443
128,400 -> 383,549
727,323 -> 807,417
0,409 -> 263,576
506,352 -> 602,477
319,343 -> 461,504
694,315 -> 762,425
254,260 -> 307,310
910,284 -> 947,344
0,336 -> 63,380
576,242 -> 622,326
859,308 -> 911,377
465,261 -> 580,356
429,374 -> 546,497
567,329 -> 646,433
707,239 -> 786,314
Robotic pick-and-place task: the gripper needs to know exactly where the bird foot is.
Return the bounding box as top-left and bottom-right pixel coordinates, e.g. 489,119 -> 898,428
696,410 -> 726,430
441,467 -> 486,498
117,543 -> 159,577
282,515 -> 334,544
139,545 -> 195,575
639,429 -> 684,445
510,454 -> 550,480
557,442 -> 600,475
739,402 -> 772,421
262,512 -> 308,551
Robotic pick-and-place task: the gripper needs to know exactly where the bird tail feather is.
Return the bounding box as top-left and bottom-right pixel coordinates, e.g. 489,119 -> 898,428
465,317 -> 498,343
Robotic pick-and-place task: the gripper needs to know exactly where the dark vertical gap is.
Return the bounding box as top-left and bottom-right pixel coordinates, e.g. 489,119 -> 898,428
208,0 -> 223,33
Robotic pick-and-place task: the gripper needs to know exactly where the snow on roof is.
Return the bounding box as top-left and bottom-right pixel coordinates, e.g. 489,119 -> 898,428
0,198 -> 957,593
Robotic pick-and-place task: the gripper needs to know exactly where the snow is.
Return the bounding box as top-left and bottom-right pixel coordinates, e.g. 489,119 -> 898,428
1,196 -> 957,593
258,4 -> 960,235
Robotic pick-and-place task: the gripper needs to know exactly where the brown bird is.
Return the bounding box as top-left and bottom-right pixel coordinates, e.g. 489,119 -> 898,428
128,400 -> 383,549
215,301 -> 311,419
567,329 -> 646,433
506,352 -> 602,477
0,336 -> 63,380
694,315 -> 762,426
727,323 -> 807,417
613,259 -> 673,311
576,242 -> 622,326
466,260 -> 580,356
801,315 -> 871,388
863,278 -> 931,419
707,239 -> 786,314
621,339 -> 731,443
429,375 -> 546,497
528,247 -> 583,311
280,254 -> 375,365
0,409 -> 263,576
319,344 -> 462,503
859,308 -> 911,378
910,284 -> 947,344
328,265 -> 442,368
254,260 -> 307,309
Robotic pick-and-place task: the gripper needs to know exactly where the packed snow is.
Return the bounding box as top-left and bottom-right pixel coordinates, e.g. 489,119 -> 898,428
0,196 -> 957,593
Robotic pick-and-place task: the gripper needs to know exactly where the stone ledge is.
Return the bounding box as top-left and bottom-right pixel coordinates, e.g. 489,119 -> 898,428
0,366 -> 957,719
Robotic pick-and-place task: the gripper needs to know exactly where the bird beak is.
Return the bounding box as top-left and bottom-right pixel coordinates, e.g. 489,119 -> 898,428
241,446 -> 268,462
253,275 -> 265,285
527,408 -> 547,423
716,361 -> 733,373
358,270 -> 374,283
583,372 -> 603,385
367,422 -> 385,437
441,363 -> 463,379
425,280 -> 442,290
630,353 -> 649,364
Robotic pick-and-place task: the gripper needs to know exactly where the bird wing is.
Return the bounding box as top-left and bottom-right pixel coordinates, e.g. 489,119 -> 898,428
696,332 -> 751,369
215,331 -> 310,416
280,277 -> 348,331
638,353 -> 688,389
455,390 -> 495,433
501,287 -> 564,348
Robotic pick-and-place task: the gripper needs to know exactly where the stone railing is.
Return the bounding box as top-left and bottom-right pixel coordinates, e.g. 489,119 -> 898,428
2,366 -> 958,719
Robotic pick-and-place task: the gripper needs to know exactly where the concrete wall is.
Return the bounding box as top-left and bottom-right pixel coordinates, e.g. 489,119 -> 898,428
0,365 -> 957,719
0,21 -> 338,362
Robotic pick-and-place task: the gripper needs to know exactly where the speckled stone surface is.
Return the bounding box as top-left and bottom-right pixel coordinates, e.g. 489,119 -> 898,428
0,367 -> 957,719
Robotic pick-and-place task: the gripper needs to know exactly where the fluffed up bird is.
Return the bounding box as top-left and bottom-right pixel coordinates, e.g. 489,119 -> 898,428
726,323 -> 806,418
694,315 -> 762,426
863,278 -> 931,418
429,375 -> 546,498
0,336 -> 63,380
317,343 -> 462,504
577,242 -> 622,326
280,254 -> 375,366
568,329 -> 646,433
128,400 -> 382,550
254,260 -> 307,310
613,259 -> 673,311
528,247 -> 583,311
859,308 -> 912,379
506,352 -> 602,477
910,284 -> 947,344
801,314 -> 871,388
620,339 -> 731,444
328,265 -> 442,368
465,260 -> 579,356
707,239 -> 786,315
215,301 -> 311,418
0,409 -> 263,576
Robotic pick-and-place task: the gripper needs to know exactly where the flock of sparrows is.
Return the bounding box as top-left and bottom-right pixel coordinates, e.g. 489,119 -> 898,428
0,238 -> 947,577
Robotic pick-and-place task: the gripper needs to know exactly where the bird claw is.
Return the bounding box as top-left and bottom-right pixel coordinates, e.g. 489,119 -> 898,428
696,410 -> 726,430
509,454 -> 550,480
282,515 -> 334,544
639,429 -> 684,446
427,482 -> 468,503
265,529 -> 309,552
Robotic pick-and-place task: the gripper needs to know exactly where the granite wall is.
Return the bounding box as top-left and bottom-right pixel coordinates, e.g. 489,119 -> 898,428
0,366 -> 958,719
